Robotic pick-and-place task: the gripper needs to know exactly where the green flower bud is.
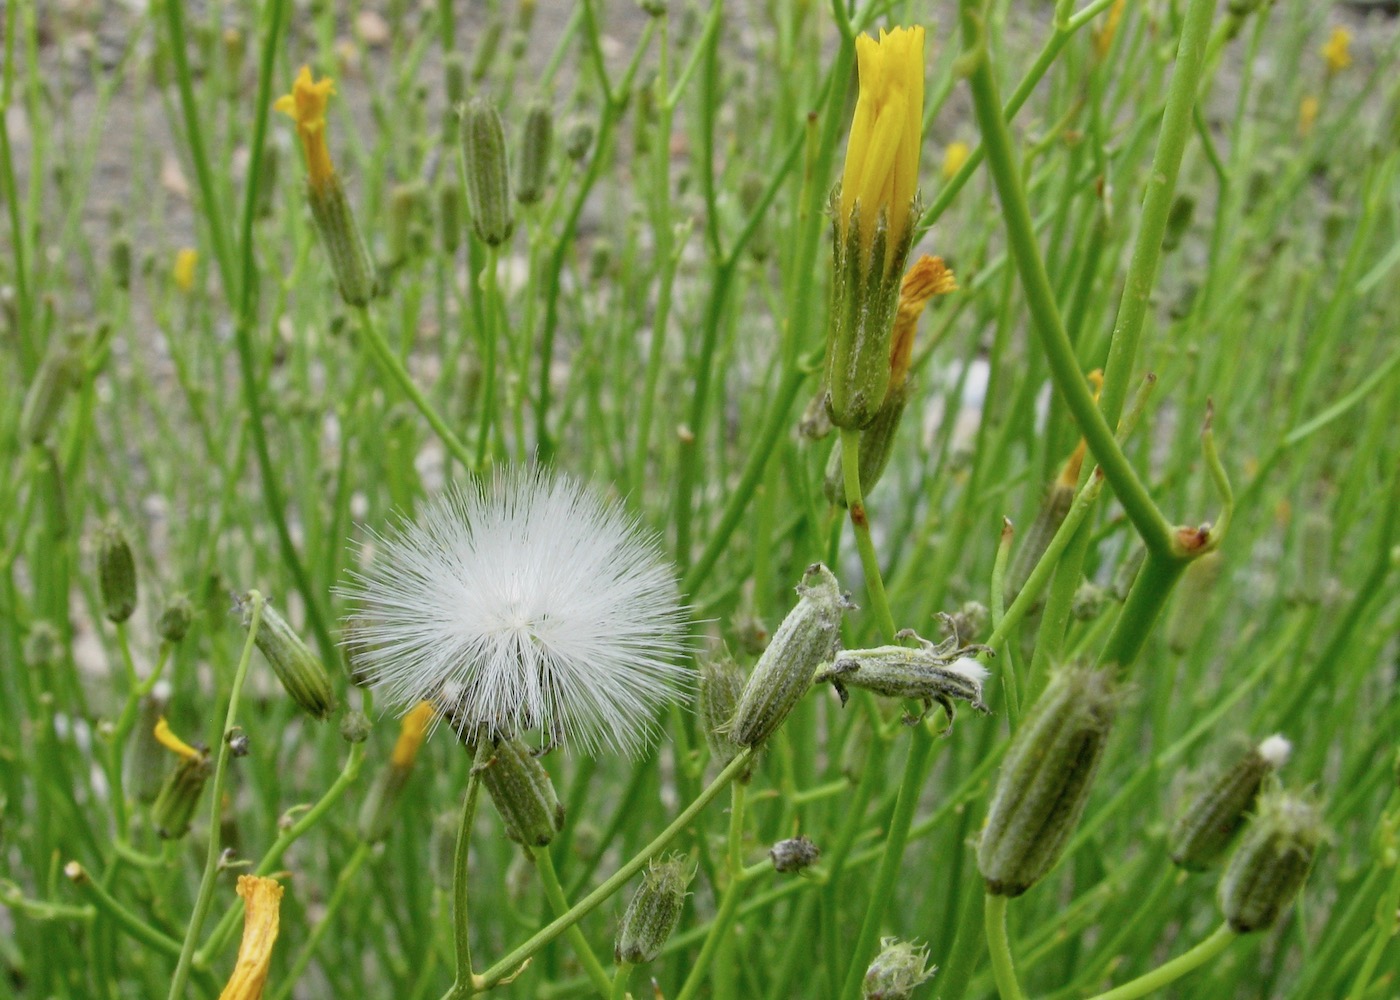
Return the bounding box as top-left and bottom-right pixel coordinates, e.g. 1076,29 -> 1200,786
799,387 -> 834,440
152,734 -> 212,840
97,521 -> 138,624
24,621 -> 62,670
461,97 -> 514,246
699,652 -> 745,766
358,702 -> 434,842
863,937 -> 936,1000
438,180 -> 464,255
387,181 -> 426,268
125,681 -> 173,805
1166,551 -> 1224,653
471,19 -> 504,82
1219,790 -> 1322,932
615,855 -> 692,964
515,99 -> 553,205
340,710 -> 372,745
727,564 -> 851,749
111,234 -> 133,290
1070,582 -> 1110,622
444,54 -> 469,107
1171,735 -> 1292,871
769,835 -> 820,874
823,378 -> 912,507
157,592 -> 194,643
565,119 -> 594,162
240,592 -> 337,720
1161,192 -> 1196,252
20,336 -> 83,446
978,666 -> 1117,897
307,174 -> 378,306
815,628 -> 991,731
477,737 -> 564,847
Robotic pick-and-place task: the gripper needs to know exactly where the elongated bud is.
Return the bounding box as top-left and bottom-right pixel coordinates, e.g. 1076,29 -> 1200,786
565,119 -> 594,162
815,628 -> 990,730
359,701 -> 435,842
308,175 -> 378,306
111,234 -> 133,290
438,180 -> 464,255
1219,790 -> 1322,932
471,19 -> 504,81
461,97 -> 514,246
1161,192 -> 1196,252
387,181 -> 426,268
824,377 -> 912,506
20,336 -> 84,445
699,653 -> 745,766
978,666 -> 1117,896
444,54 -> 469,107
476,737 -> 564,846
126,681 -> 173,804
1006,480 -> 1075,604
151,718 -> 211,839
157,592 -> 194,643
727,564 -> 851,749
770,835 -> 821,874
1166,551 -> 1224,653
1111,545 -> 1147,602
240,592 -> 337,720
864,937 -> 936,1000
97,521 -> 138,624
1171,735 -> 1292,871
515,99 -> 553,205
615,855 -> 692,964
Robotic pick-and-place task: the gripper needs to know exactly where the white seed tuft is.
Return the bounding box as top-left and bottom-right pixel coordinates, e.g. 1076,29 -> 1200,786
1258,734 -> 1293,769
340,468 -> 690,756
945,657 -> 990,684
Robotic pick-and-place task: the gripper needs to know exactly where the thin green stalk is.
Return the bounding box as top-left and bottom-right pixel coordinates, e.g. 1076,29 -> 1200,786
674,782 -> 748,1000
476,247 -> 501,468
167,591 -> 264,1000
839,429 -> 896,639
534,846 -> 613,998
1086,924 -> 1236,1000
473,749 -> 754,991
446,742 -> 492,1000
610,963 -> 633,1000
269,841 -> 373,1000
984,893 -> 1027,1000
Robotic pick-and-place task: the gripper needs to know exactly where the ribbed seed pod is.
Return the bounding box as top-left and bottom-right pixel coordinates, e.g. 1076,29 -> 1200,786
564,119 -> 594,162
387,181 -> 426,268
152,736 -> 212,839
814,628 -> 990,730
477,737 -> 564,847
727,564 -> 851,749
823,378 -> 913,507
698,652 -> 745,766
307,177 -> 378,306
1005,480 -> 1075,605
97,521 -> 138,624
1170,735 -> 1292,871
1219,790 -> 1322,932
157,592 -> 194,643
20,336 -> 84,445
438,180 -> 464,255
978,666 -> 1117,897
615,855 -> 692,964
239,592 -> 336,720
461,97 -> 514,246
515,99 -> 553,205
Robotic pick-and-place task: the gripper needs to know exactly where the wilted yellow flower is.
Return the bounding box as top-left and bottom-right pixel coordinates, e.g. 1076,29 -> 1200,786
218,876 -> 284,1000
1298,95 -> 1320,137
173,248 -> 198,292
154,716 -> 202,762
1058,370 -> 1105,486
1321,26 -> 1351,75
839,26 -> 925,264
390,700 -> 436,768
941,141 -> 969,181
1092,0 -> 1126,61
274,66 -> 337,192
888,255 -> 956,391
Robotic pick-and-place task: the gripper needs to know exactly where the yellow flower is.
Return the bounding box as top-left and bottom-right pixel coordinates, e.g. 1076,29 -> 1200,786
390,700 -> 436,768
1321,26 -> 1351,75
1091,0 -> 1126,61
839,26 -> 925,264
888,255 -> 956,391
274,66 -> 337,191
1298,95 -> 1320,137
1058,371 -> 1105,486
941,141 -> 969,182
173,248 -> 198,292
218,876 -> 284,1000
153,717 -> 203,762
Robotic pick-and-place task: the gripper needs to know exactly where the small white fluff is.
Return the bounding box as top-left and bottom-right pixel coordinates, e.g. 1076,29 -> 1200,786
341,469 -> 690,756
945,657 -> 991,684
1258,734 -> 1293,769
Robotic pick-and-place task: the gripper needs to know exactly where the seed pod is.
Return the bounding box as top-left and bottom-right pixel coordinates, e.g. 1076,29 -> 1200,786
461,97 -> 514,246
240,592 -> 337,720
565,119 -> 594,162
438,180 -> 464,255
1005,480 -> 1075,605
387,181 -> 426,268
815,628 -> 991,731
1219,790 -> 1322,932
1170,735 -> 1292,871
1166,551 -> 1224,653
444,54 -> 469,107
515,99 -> 553,205
615,855 -> 692,964
978,666 -> 1117,897
111,234 -> 133,290
698,653 -> 745,766
863,937 -> 936,1000
823,378 -> 913,507
20,336 -> 83,445
727,564 -> 851,749
476,737 -> 564,847
359,701 -> 435,842
157,592 -> 194,643
97,521 -> 138,624
151,720 -> 212,840
770,835 -> 821,874
307,175 -> 378,306
470,19 -> 504,81
340,710 -> 372,745
126,681 -> 173,804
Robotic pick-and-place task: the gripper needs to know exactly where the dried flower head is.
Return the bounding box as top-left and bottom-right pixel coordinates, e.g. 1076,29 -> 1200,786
341,469 -> 689,755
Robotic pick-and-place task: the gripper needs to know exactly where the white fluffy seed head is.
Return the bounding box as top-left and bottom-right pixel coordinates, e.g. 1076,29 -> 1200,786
340,469 -> 690,756
1258,734 -> 1293,769
946,657 -> 991,684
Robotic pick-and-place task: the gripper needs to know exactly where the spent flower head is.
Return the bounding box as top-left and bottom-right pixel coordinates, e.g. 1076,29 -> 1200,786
341,469 -> 689,755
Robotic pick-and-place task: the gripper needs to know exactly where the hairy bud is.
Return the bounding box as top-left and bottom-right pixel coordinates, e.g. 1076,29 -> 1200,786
1219,789 -> 1322,932
476,737 -> 564,847
615,855 -> 692,964
1170,735 -> 1292,871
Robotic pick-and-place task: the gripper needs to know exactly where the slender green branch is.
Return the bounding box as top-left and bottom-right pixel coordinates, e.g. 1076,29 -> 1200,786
984,893 -> 1027,1000
610,962 -> 633,1000
1085,923 -> 1236,1000
674,782 -> 749,1000
534,847 -> 613,998
446,742 -> 492,1000
839,429 -> 896,639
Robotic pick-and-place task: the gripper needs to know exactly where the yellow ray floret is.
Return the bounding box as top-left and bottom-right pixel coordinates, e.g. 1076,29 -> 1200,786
1321,26 -> 1351,75
390,700 -> 437,769
173,248 -> 198,292
154,717 -> 203,762
839,26 -> 925,261
274,66 -> 337,191
218,876 -> 284,1000
888,255 -> 956,390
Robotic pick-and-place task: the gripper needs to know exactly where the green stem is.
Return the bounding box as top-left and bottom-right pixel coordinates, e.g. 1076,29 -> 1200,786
984,893 -> 1027,1000
472,749 -> 754,991
446,742 -> 492,1000
534,847 -> 613,998
674,782 -> 748,1000
167,591 -> 264,1000
1085,923 -> 1236,1000
610,962 -> 634,1000
356,306 -> 476,473
1096,552 -> 1185,678
476,247 -> 500,468
269,841 -> 372,1000
839,429 -> 896,640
